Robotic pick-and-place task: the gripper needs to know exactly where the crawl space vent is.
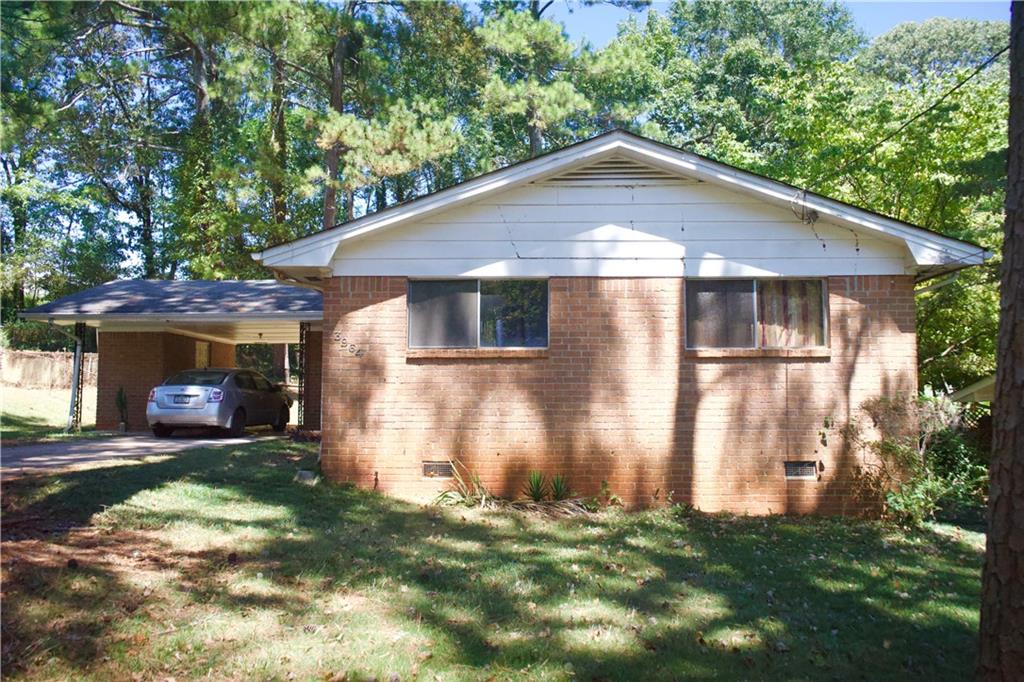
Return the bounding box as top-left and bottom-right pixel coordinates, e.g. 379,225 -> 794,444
784,461 -> 818,480
422,461 -> 454,478
542,156 -> 691,184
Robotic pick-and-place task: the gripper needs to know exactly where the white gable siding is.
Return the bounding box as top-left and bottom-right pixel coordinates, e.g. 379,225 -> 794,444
331,172 -> 912,278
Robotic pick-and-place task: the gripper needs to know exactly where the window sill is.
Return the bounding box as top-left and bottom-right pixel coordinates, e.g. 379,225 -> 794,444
685,347 -> 830,359
406,348 -> 549,360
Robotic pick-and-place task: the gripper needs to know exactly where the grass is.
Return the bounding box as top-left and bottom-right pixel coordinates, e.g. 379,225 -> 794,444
1,384 -> 103,444
1,441 -> 985,681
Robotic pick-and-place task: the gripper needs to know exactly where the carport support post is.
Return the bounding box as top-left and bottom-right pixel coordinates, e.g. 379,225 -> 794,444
66,322 -> 86,432
297,322 -> 309,428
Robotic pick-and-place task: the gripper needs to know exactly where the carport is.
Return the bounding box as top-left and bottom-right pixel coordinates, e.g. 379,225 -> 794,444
19,280 -> 323,431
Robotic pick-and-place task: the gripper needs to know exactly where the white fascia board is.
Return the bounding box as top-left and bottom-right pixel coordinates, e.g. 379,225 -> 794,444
612,139 -> 990,267
256,137 -> 630,267
256,130 -> 989,271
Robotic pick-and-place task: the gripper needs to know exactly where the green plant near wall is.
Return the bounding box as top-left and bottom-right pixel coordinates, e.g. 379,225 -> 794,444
522,471 -> 548,502
550,473 -> 570,501
115,387 -> 128,428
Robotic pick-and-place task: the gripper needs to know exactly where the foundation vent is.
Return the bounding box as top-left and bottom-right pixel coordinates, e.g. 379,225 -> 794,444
784,461 -> 818,480
422,461 -> 454,478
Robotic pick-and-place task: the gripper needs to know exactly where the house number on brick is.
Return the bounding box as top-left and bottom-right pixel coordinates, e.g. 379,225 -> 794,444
332,333 -> 365,357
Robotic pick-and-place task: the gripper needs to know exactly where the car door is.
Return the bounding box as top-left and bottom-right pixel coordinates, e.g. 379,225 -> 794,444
250,373 -> 278,424
233,372 -> 264,424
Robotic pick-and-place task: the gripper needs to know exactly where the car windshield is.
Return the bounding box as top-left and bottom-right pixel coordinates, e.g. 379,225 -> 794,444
164,371 -> 228,386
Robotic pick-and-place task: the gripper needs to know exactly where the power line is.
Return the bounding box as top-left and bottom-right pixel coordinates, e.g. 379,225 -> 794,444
803,42 -> 1010,193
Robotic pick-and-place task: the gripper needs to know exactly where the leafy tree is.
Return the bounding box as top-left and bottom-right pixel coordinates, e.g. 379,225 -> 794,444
633,0 -> 863,160
477,10 -> 589,158
862,17 -> 1008,84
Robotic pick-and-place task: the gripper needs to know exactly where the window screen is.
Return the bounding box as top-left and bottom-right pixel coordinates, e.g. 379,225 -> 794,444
685,280 -> 756,348
408,280 -> 478,348
757,280 -> 825,348
480,280 -> 548,348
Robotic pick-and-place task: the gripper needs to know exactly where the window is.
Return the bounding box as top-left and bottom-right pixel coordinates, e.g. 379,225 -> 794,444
686,279 -> 826,349
252,374 -> 272,392
234,373 -> 256,390
408,280 -> 548,349
165,370 -> 228,386
195,341 -> 211,369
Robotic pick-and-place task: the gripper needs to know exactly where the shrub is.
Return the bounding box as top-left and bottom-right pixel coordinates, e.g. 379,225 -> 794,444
846,391 -> 973,525
926,428 -> 989,506
550,473 -> 570,501
522,470 -> 548,502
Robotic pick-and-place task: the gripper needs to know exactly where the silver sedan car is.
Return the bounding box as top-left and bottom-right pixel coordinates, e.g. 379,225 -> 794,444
146,368 -> 292,438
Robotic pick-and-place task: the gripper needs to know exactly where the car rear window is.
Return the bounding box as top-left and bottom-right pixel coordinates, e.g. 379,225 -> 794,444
164,371 -> 228,386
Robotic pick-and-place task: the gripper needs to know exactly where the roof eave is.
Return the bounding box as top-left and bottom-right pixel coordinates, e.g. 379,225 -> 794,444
255,129 -> 991,273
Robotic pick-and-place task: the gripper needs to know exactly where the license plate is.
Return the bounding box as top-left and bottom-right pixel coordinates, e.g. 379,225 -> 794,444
173,395 -> 191,404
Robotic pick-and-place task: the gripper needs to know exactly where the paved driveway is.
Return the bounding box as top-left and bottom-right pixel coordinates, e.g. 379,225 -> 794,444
1,432 -> 281,479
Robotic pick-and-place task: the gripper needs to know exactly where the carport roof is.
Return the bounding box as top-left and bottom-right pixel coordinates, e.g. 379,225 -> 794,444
19,280 -> 322,345
20,279 -> 322,321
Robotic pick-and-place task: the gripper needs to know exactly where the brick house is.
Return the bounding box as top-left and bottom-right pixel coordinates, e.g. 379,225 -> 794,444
23,131 -> 988,513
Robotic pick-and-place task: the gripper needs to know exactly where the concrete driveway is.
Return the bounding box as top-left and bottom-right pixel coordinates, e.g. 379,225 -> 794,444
1,432 -> 282,479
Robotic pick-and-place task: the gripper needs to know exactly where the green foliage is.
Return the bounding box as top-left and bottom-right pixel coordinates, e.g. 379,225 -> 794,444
522,470 -> 548,501
434,459 -> 493,508
599,479 -> 622,507
0,321 -> 97,352
861,17 -> 1009,84
884,474 -> 950,528
847,391 -> 985,525
926,428 -> 990,506
550,473 -> 570,501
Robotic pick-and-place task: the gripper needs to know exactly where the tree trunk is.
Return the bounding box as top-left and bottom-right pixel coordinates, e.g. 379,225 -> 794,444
976,2 -> 1024,678
138,172 -> 157,278
322,33 -> 348,231
9,190 -> 27,309
526,101 -> 543,158
269,51 -> 288,230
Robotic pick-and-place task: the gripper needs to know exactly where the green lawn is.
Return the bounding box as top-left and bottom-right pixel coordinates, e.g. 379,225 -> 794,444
1,441 -> 984,681
1,384 -> 103,444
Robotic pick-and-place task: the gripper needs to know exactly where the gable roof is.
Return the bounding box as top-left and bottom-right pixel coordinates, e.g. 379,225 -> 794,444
254,129 -> 989,281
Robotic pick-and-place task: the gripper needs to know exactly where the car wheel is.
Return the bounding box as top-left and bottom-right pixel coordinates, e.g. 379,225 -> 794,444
272,406 -> 289,433
226,408 -> 246,437
152,424 -> 173,438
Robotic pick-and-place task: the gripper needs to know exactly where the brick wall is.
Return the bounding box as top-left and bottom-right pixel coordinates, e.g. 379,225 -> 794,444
302,331 -> 323,430
96,332 -> 235,430
320,275 -> 917,514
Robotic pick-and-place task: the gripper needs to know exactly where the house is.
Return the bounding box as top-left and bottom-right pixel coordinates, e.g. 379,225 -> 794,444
22,130 -> 988,513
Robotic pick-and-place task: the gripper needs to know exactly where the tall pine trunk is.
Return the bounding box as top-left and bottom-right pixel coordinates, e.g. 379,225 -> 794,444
322,33 -> 348,231
269,51 -> 288,231
976,3 -> 1024,678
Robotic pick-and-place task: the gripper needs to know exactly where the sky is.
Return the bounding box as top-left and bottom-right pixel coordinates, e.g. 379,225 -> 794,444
552,1 -> 1010,48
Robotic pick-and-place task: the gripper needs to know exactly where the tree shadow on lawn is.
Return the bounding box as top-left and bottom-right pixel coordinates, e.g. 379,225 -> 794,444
1,442 -> 984,680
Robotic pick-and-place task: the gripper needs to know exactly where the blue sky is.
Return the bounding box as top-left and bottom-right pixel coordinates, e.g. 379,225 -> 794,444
552,1 -> 1009,47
